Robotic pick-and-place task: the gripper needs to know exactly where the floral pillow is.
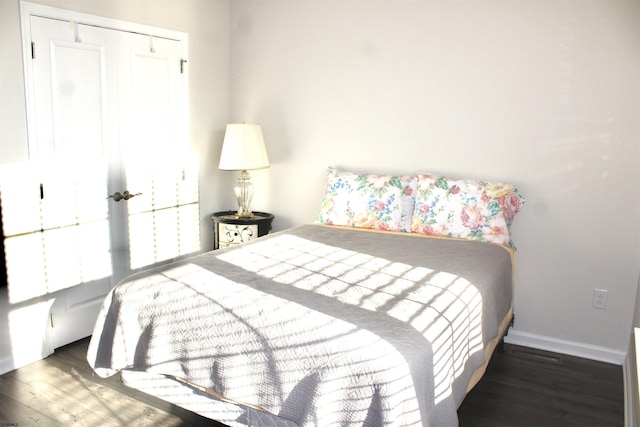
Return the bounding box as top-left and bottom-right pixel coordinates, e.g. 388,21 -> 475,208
410,173 -> 525,247
316,167 -> 416,232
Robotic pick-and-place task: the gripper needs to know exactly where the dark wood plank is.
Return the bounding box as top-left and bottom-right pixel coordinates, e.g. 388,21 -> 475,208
0,339 -> 625,426
0,338 -> 220,426
458,344 -> 624,427
0,386 -> 60,426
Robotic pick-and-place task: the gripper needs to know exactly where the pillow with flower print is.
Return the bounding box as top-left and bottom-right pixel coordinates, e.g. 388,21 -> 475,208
316,167 -> 416,232
410,173 -> 525,247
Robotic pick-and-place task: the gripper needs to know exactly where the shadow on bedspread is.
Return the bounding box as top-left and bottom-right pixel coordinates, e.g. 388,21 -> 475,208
88,225 -> 512,427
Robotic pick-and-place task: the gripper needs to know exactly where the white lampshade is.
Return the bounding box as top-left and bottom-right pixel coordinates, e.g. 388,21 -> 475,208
218,124 -> 270,171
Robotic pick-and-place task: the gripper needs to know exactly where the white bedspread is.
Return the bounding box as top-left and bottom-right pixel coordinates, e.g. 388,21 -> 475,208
87,225 -> 513,426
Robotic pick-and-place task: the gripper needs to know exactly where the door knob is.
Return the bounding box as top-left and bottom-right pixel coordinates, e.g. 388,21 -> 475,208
107,192 -> 123,202
122,191 -> 142,200
107,191 -> 142,202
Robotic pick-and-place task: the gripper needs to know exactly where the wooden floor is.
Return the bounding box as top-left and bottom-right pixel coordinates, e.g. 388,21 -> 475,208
458,344 -> 624,426
0,338 -> 624,426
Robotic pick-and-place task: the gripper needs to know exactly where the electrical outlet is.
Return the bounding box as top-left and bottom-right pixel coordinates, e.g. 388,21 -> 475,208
592,289 -> 608,309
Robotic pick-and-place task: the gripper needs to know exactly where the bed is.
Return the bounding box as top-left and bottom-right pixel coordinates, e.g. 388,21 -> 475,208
87,168 -> 524,427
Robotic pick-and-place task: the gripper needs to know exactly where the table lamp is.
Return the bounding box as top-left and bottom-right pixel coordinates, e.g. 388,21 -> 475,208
218,124 -> 270,217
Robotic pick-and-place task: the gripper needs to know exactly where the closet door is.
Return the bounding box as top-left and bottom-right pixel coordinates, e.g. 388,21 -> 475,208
23,16 -> 114,348
5,13 -> 198,350
92,26 -> 200,277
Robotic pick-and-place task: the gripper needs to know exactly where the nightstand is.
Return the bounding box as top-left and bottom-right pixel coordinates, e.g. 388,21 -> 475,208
211,211 -> 274,249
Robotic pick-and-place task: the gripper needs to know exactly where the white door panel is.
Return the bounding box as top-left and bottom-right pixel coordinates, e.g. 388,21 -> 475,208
30,17 -> 108,160
50,42 -> 105,158
27,16 -> 114,347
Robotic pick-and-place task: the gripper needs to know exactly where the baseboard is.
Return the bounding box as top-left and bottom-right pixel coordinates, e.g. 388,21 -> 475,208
0,356 -> 15,376
0,348 -> 53,376
0,354 -> 42,376
504,329 -> 626,365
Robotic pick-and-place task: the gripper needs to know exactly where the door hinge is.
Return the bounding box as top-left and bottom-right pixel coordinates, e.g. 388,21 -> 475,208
31,41 -> 36,59
50,312 -> 55,328
180,59 -> 187,74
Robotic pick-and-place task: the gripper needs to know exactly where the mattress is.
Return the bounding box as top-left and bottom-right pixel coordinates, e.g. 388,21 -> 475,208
87,224 -> 514,426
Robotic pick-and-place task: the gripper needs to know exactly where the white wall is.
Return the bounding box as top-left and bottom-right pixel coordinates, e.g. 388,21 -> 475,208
0,0 -> 30,163
229,0 -> 640,357
2,0 -> 639,367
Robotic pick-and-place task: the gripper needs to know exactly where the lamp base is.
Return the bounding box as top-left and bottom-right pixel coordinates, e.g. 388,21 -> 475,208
234,169 -> 255,218
233,211 -> 255,219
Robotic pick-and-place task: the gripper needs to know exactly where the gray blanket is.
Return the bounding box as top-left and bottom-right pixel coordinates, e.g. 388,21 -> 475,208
87,225 -> 513,426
